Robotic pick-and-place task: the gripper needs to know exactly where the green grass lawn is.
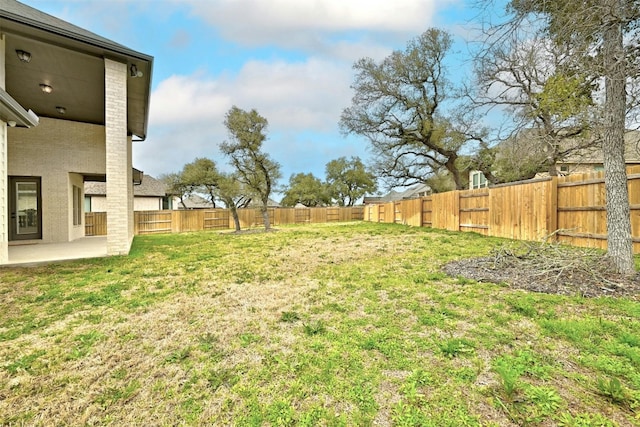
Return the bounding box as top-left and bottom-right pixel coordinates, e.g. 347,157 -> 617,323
1,222 -> 638,426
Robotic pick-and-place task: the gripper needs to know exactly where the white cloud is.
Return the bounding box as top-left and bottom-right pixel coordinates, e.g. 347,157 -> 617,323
150,57 -> 352,132
150,73 -> 232,125
190,0 -> 436,32
232,58 -> 352,130
183,0 -> 448,52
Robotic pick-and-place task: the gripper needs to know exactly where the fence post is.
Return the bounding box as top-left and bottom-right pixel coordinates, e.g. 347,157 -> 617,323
547,176 -> 558,241
172,210 -> 179,234
454,191 -> 461,232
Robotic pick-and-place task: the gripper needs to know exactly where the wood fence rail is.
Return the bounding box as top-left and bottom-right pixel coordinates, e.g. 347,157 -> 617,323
85,206 -> 365,236
364,166 -> 640,254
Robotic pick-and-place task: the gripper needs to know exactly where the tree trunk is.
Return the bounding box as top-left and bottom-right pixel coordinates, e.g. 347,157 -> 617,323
602,0 -> 635,275
230,206 -> 241,231
208,191 -> 216,208
261,205 -> 271,230
445,155 -> 464,190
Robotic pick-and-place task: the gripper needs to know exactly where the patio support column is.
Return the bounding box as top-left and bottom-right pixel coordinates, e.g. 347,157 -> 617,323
105,58 -> 132,255
0,35 -> 8,264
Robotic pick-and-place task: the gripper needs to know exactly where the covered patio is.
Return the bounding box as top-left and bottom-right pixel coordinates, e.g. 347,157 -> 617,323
6,236 -> 108,266
0,0 -> 153,266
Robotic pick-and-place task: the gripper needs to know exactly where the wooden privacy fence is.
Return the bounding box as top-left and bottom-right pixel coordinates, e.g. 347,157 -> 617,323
84,212 -> 107,236
85,206 -> 365,236
365,166 -> 640,254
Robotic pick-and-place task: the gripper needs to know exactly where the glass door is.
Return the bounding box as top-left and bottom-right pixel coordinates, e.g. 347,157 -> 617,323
9,177 -> 42,240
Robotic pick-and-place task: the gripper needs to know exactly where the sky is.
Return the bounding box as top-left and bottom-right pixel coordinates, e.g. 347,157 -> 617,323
22,0 -> 503,197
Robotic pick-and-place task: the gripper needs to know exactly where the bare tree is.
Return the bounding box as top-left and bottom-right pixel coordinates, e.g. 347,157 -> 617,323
600,0 -> 635,274
471,32 -> 597,180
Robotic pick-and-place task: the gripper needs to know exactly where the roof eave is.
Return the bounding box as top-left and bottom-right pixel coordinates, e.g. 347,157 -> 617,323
0,8 -> 153,62
0,87 -> 39,127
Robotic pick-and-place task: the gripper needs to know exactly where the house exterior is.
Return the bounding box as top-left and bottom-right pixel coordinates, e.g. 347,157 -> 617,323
0,0 -> 153,264
469,171 -> 489,190
555,131 -> 640,174
85,175 -> 171,212
247,198 -> 281,208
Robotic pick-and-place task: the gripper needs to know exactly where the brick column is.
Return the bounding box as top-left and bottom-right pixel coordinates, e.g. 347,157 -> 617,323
105,58 -> 132,255
0,35 -> 8,264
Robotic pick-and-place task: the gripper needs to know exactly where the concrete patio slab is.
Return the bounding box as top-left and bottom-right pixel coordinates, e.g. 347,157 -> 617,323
6,236 -> 108,267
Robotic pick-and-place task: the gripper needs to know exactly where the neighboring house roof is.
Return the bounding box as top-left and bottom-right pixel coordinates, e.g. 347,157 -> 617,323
397,183 -> 431,199
174,194 -> 214,209
85,175 -> 168,197
247,198 -> 282,208
364,191 -> 400,204
364,183 -> 432,204
0,0 -> 153,139
501,128 -> 640,165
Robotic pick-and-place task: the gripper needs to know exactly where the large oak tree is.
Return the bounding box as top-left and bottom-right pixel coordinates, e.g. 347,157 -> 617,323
340,29 -> 471,190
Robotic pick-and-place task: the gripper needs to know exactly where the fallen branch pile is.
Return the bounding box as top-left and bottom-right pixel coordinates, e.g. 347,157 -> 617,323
443,241 -> 640,298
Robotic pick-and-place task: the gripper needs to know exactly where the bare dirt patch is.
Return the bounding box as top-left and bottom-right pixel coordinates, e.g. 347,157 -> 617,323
443,242 -> 640,299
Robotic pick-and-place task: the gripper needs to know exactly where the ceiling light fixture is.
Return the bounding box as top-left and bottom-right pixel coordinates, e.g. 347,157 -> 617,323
55,106 -> 66,114
16,49 -> 31,63
129,64 -> 143,78
39,84 -> 53,94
